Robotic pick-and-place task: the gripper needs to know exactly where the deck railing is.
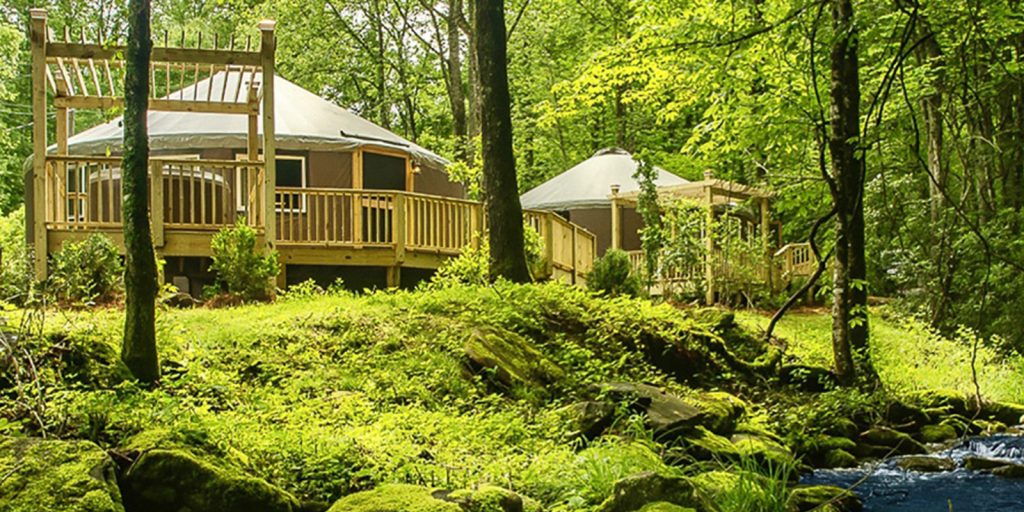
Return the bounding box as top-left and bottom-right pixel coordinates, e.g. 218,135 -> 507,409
775,242 -> 817,280
43,156 -> 264,233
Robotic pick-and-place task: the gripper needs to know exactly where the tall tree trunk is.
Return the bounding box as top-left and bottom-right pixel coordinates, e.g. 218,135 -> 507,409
464,0 -> 482,148
474,0 -> 530,283
448,0 -> 469,162
121,0 -> 159,384
828,0 -> 877,387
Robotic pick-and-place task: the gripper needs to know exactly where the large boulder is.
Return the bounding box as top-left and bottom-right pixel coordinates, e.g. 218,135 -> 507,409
121,449 -> 298,512
594,383 -> 744,437
673,426 -> 738,462
0,436 -> 124,512
908,389 -> 971,416
594,472 -> 703,512
463,327 -> 564,391
982,401 -> 1024,426
327,485 -> 461,512
729,433 -> 795,467
917,424 -> 958,444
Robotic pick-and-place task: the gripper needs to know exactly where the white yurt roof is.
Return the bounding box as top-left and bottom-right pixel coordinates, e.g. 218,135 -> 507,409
520,148 -> 688,210
60,72 -> 448,168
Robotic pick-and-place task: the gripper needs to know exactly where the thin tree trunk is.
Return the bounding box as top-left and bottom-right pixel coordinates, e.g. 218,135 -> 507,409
121,0 -> 159,384
828,0 -> 876,387
474,0 -> 531,283
448,0 -> 469,162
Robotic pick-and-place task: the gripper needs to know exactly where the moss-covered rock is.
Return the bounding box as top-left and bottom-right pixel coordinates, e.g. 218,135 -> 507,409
940,414 -> 983,436
121,449 -> 298,512
917,424 -> 957,443
689,470 -> 743,499
678,426 -> 739,461
974,419 -> 1008,435
729,433 -> 795,466
856,427 -> 926,456
637,502 -> 696,512
560,401 -> 615,441
908,389 -> 971,416
795,435 -> 857,467
327,484 -> 460,512
0,436 -> 124,512
594,472 -> 702,512
786,485 -> 862,512
464,327 -> 565,392
823,449 -> 857,468
446,485 -> 541,512
595,383 -> 704,437
991,463 -> 1024,479
964,456 -> 1015,471
894,456 -> 954,473
823,418 -> 860,440
686,391 -> 746,434
884,401 -> 931,430
981,401 -> 1024,426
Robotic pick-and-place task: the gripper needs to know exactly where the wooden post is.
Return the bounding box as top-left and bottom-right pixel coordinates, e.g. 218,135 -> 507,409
704,185 -> 715,305
760,196 -> 772,289
571,224 -> 578,285
259,20 -> 276,250
150,160 -> 164,247
471,203 -> 484,249
610,184 -> 621,251
394,193 -> 406,263
386,266 -> 401,288
30,9 -> 47,280
543,213 -> 554,279
353,150 -> 363,244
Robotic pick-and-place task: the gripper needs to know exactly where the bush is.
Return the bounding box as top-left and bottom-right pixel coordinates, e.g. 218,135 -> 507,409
0,207 -> 32,303
586,249 -> 641,297
209,220 -> 280,301
48,233 -> 124,305
429,236 -> 489,288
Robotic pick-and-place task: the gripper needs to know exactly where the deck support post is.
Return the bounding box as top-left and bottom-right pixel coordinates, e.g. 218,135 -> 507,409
704,185 -> 715,305
150,161 -> 164,248
259,20 -> 276,252
610,184 -> 621,251
542,213 -> 554,279
386,266 -> 401,288
30,9 -> 47,280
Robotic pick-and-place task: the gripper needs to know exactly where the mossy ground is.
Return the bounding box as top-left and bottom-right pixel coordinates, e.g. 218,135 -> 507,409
2,283 -> 1022,511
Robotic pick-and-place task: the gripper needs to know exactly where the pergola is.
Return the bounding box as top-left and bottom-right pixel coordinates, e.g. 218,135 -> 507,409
609,171 -> 774,304
28,8 -> 277,279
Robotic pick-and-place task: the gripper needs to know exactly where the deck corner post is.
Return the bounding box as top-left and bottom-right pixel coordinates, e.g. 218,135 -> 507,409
30,8 -> 48,281
394,193 -> 406,263
150,160 -> 164,248
259,19 -> 276,250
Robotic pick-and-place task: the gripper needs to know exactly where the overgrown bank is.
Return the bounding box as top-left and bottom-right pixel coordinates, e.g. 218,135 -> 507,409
2,282 -> 1023,511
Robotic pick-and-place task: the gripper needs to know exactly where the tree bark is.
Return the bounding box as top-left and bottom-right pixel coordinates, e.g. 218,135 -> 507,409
448,0 -> 469,162
827,0 -> 877,387
474,0 -> 531,283
121,0 -> 159,384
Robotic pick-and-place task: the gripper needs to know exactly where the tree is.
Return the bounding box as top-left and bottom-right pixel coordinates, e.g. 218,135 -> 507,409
121,0 -> 160,384
826,0 -> 877,387
474,0 -> 531,283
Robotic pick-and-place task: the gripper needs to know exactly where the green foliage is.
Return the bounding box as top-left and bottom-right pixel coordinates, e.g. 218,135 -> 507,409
48,234 -> 124,305
521,439 -> 671,509
587,249 -> 641,297
429,237 -> 490,288
209,220 -> 280,301
633,152 -> 664,290
0,207 -> 32,304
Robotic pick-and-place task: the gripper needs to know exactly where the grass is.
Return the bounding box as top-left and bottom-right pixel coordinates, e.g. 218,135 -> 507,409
735,307 -> 1024,403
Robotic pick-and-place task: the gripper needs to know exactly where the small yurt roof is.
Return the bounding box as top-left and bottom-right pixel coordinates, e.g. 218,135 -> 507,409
59,73 -> 448,168
519,148 -> 688,210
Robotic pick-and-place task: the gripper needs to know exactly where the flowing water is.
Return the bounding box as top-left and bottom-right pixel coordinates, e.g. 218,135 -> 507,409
801,435 -> 1024,511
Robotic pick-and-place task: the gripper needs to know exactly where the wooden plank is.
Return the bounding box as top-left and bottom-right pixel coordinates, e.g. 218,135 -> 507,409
47,42 -> 262,67
54,96 -> 255,114
394,193 -> 406,263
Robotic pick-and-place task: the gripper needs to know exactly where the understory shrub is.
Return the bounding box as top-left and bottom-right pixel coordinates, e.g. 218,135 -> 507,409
209,220 -> 280,301
586,249 -> 640,297
48,233 -> 123,305
0,207 -> 32,303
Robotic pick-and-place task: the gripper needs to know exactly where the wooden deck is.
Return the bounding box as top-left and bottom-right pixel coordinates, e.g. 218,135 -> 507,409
39,155 -> 597,285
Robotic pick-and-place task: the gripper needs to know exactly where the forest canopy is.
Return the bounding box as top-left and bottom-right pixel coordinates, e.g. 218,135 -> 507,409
0,0 -> 1023,349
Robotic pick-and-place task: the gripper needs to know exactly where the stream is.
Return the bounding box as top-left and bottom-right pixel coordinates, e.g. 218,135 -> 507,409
801,434 -> 1024,511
